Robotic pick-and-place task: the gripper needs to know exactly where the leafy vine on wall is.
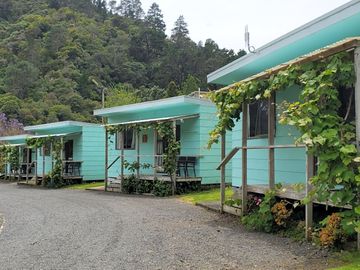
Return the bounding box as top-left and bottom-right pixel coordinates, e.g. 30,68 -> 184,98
26,137 -> 64,187
106,121 -> 180,178
209,51 -> 360,235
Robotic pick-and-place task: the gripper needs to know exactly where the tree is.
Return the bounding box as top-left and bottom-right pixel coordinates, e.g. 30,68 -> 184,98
145,3 -> 166,32
0,0 -> 13,20
105,84 -> 140,107
0,113 -> 24,136
166,81 -> 178,97
181,75 -> 200,95
4,61 -> 39,99
117,0 -> 144,19
171,15 -> 189,41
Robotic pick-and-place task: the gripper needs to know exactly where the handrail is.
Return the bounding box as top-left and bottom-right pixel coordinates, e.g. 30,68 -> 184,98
107,156 -> 120,170
216,147 -> 241,170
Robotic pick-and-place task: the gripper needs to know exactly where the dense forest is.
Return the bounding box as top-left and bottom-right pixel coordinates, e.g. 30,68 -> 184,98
0,0 -> 245,125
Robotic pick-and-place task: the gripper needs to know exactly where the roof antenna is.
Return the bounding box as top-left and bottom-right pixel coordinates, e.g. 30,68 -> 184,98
245,25 -> 256,53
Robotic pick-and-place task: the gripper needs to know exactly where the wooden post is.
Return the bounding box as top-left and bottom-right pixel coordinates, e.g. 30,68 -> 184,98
26,147 -> 30,183
172,121 -> 177,196
136,130 -> 140,179
242,103 -> 248,215
153,129 -> 157,179
220,132 -> 226,213
268,95 -> 275,189
17,146 -> 21,182
50,142 -> 53,171
120,131 -> 124,191
104,130 -> 108,192
354,47 -> 360,250
305,152 -> 314,241
60,138 -> 64,182
42,144 -> 45,182
34,147 -> 38,185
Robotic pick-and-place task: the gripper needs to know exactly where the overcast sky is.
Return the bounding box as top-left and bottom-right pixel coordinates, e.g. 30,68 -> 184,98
138,0 -> 350,52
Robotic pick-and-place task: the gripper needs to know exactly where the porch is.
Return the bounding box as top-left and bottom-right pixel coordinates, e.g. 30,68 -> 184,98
105,114 -> 203,193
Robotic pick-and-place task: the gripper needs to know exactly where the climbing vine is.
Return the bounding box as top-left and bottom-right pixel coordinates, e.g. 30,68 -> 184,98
209,51 -> 360,235
0,145 -> 19,174
106,121 -> 180,178
26,137 -> 64,187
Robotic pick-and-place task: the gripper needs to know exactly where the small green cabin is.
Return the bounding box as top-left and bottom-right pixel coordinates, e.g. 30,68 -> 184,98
207,0 -> 360,189
0,121 -> 105,182
94,95 -> 232,185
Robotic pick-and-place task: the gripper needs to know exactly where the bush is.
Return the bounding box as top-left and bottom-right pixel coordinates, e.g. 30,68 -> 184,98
318,213 -> 346,248
241,191 -> 276,233
153,180 -> 172,197
136,180 -> 153,194
271,200 -> 293,227
122,175 -> 138,194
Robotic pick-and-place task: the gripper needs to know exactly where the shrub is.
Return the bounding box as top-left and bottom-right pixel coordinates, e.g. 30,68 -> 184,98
153,180 -> 172,197
318,213 -> 345,248
242,191 -> 276,233
136,180 -> 153,194
122,175 -> 138,194
271,200 -> 293,227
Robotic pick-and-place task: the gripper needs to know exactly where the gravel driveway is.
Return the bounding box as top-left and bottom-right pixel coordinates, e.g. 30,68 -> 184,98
0,183 -> 334,270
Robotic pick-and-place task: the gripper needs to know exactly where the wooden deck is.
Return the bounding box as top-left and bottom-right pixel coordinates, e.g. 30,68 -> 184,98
235,184 -> 351,209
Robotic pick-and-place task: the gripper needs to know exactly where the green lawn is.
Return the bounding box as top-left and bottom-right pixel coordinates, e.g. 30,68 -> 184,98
180,187 -> 234,204
329,252 -> 360,270
64,182 -> 104,190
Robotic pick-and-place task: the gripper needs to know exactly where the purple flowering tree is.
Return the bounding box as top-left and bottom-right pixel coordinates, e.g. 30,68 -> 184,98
0,113 -> 24,136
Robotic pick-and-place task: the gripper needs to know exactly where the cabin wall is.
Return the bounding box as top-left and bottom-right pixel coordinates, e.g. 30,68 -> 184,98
106,102 -> 231,185
80,126 -> 105,181
199,105 -> 232,184
232,86 -> 306,187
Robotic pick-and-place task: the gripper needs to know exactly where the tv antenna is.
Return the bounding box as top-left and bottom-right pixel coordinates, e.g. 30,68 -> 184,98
245,25 -> 256,53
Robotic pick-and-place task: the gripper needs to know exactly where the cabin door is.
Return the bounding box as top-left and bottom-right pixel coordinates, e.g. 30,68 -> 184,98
22,148 -> 32,163
64,140 -> 73,160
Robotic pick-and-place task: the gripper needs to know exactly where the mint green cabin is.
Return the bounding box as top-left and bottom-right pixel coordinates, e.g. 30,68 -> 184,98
0,121 -> 105,182
24,121 -> 105,182
207,0 -> 360,189
94,96 -> 232,185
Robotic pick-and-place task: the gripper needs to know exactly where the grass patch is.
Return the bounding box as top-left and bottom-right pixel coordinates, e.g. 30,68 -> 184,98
180,187 -> 234,204
329,252 -> 360,270
64,182 -> 104,190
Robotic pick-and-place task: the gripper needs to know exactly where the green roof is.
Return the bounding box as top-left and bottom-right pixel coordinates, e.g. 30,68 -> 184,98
24,121 -> 100,134
208,0 -> 360,85
94,96 -> 213,118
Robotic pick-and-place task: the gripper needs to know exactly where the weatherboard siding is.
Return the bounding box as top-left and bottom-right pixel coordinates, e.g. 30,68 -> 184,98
80,126 -> 105,181
232,86 -> 306,187
106,101 -> 229,185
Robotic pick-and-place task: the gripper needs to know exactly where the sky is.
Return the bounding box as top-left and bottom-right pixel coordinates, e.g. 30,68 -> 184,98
138,0 -> 351,52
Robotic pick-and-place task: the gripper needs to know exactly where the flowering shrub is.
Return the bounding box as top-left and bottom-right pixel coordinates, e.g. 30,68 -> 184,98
271,200 -> 293,227
318,213 -> 345,248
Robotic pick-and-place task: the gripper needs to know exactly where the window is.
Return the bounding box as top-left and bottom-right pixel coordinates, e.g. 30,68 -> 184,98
338,87 -> 355,123
116,129 -> 136,150
39,142 -> 51,156
248,100 -> 269,138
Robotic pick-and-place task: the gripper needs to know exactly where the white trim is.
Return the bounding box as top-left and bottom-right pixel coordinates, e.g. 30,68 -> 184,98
207,0 -> 360,84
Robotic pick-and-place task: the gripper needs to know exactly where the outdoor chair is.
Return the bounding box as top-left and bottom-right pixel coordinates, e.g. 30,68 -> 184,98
186,157 -> 196,177
177,156 -> 187,177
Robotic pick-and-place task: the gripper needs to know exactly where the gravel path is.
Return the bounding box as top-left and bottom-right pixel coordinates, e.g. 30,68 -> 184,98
0,183 -> 334,270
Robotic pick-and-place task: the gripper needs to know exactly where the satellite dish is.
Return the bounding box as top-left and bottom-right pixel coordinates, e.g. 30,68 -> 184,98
245,25 -> 256,53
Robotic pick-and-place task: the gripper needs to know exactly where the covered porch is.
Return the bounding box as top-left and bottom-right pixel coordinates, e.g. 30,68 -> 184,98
105,114 -> 203,193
